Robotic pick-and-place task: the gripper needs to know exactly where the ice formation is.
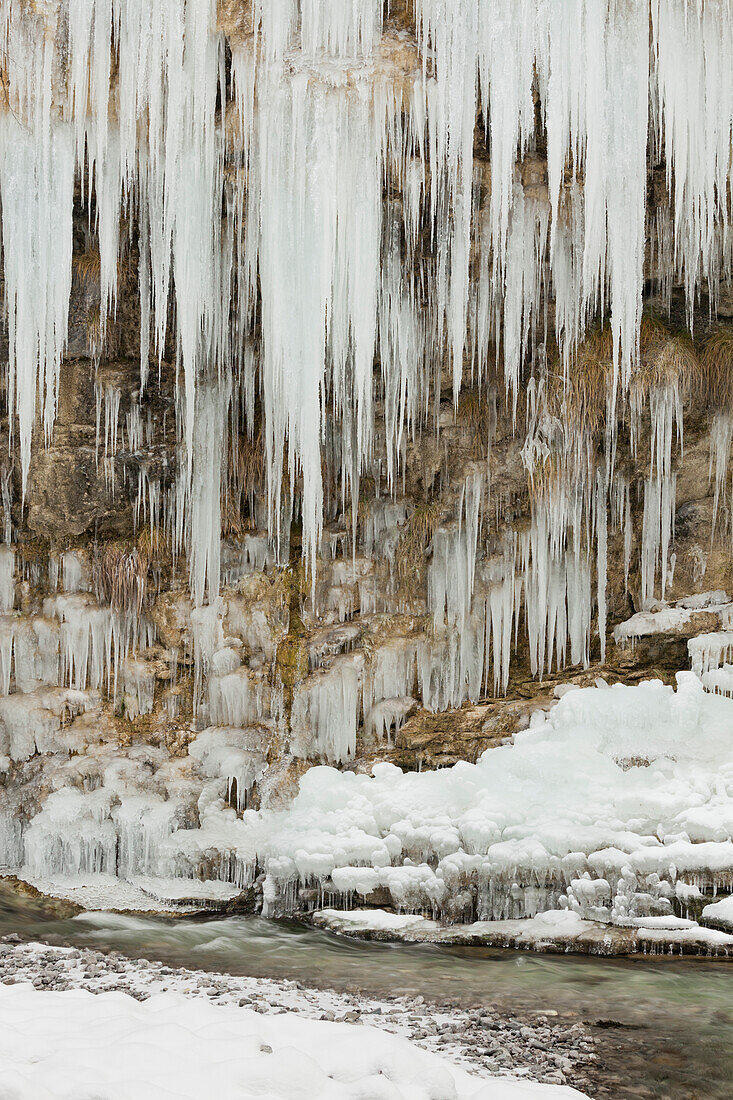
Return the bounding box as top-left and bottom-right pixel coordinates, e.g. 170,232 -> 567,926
3,659 -> 732,944
0,0 -> 729,608
241,673 -> 733,930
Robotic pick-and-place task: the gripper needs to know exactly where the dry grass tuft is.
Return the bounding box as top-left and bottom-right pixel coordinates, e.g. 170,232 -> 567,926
229,430 -> 264,495
223,428 -> 265,539
395,499 -> 441,595
136,524 -> 171,563
699,326 -> 733,407
542,326 -> 612,436
221,493 -> 250,541
632,314 -> 698,397
544,315 -> 698,435
456,388 -> 498,443
73,250 -> 103,287
548,337 -> 611,435
73,249 -> 135,297
93,545 -> 149,617
526,454 -> 568,501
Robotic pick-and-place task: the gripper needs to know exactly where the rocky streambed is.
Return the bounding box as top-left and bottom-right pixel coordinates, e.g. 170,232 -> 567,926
0,937 -> 598,1095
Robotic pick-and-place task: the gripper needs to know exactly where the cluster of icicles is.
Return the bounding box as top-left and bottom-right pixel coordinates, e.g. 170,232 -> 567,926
0,2 -> 732,628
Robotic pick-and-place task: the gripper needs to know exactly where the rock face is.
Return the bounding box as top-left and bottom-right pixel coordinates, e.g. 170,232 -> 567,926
0,1 -> 731,929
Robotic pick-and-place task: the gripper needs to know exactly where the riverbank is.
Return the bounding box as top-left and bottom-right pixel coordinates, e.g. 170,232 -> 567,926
0,937 -> 595,1096
2,880 -> 732,1099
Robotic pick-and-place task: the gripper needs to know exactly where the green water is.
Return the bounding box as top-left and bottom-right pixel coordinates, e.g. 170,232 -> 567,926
1,883 -> 730,1099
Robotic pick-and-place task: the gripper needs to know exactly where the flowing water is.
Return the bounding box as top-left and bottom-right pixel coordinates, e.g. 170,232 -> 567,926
0,883 -> 730,1100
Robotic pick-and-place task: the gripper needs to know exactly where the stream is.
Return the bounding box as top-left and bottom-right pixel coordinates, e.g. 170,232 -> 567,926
1,883 -> 730,1099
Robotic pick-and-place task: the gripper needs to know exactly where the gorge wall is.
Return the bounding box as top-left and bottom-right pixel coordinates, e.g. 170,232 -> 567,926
0,0 -> 732,924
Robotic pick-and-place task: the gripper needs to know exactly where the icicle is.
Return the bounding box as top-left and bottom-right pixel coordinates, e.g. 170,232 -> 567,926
0,548 -> 15,613
0,469 -> 12,547
639,384 -> 682,605
640,473 -> 677,607
0,116 -> 74,499
429,471 -> 482,633
253,59 -> 388,584
689,631 -> 733,679
187,379 -> 231,608
652,0 -> 733,318
99,385 -> 122,493
291,655 -> 364,764
709,413 -> 733,545
299,0 -> 383,60
596,471 -> 608,663
484,541 -> 517,697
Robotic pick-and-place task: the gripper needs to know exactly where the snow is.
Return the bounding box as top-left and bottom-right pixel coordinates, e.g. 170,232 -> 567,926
4,667 -> 733,949
10,873 -> 201,914
11,871 -> 247,915
318,908 -> 434,933
702,896 -> 733,930
128,875 -> 246,907
613,607 -> 695,642
677,591 -> 731,611
634,925 -> 733,951
614,595 -> 733,643
0,982 -> 587,1100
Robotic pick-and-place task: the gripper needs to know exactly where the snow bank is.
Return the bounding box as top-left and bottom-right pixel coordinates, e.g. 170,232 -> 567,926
613,606 -> 696,641
613,593 -> 733,644
0,983 -> 586,1100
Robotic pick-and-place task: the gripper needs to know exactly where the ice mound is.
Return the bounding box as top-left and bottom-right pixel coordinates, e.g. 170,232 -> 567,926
5,671 -> 733,940
245,672 -> 733,924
